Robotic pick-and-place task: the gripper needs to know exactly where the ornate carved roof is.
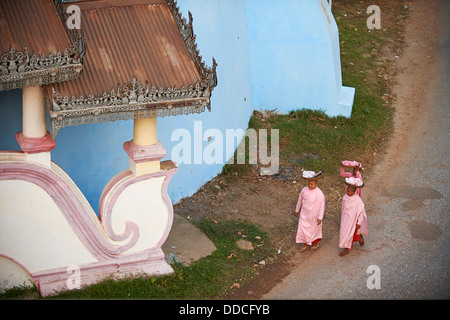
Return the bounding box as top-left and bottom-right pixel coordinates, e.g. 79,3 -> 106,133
0,0 -> 85,91
46,0 -> 217,139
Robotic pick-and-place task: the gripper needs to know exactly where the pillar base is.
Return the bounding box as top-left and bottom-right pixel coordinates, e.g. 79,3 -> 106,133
123,140 -> 166,163
15,132 -> 56,154
123,140 -> 167,175
129,159 -> 161,176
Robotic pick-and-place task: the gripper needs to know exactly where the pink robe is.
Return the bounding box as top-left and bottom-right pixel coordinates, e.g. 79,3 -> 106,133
339,194 -> 368,249
340,167 -> 363,197
295,187 -> 326,245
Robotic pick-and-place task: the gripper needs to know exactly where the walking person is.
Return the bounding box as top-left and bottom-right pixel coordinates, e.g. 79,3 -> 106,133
294,171 -> 326,252
338,180 -> 368,257
340,160 -> 363,197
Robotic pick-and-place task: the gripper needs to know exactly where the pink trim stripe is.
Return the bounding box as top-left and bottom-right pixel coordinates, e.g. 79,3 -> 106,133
98,170 -> 133,222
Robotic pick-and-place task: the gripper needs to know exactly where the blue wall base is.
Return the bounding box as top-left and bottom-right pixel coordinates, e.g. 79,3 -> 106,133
334,86 -> 356,118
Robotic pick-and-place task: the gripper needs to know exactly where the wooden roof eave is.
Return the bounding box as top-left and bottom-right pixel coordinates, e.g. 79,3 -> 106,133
46,76 -> 214,140
0,45 -> 84,91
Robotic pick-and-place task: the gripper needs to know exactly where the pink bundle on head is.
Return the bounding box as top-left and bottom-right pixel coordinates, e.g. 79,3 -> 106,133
302,170 -> 324,181
345,177 -> 364,187
341,160 -> 362,168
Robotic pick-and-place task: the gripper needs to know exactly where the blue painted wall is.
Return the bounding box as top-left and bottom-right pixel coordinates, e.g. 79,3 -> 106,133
245,0 -> 354,117
159,0 -> 254,206
0,0 -> 352,214
0,90 -> 22,152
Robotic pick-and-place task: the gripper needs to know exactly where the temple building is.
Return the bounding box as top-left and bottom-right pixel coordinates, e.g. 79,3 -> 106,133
0,0 -> 217,296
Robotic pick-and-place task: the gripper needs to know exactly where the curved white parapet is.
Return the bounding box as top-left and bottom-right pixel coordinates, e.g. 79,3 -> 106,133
0,152 -> 177,296
100,175 -> 172,254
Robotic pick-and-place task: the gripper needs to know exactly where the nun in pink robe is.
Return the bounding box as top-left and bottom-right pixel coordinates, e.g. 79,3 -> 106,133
340,161 -> 363,197
339,189 -> 368,250
295,184 -> 326,246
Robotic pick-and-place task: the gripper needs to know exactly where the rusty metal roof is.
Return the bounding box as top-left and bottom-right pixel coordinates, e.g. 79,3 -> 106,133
46,0 -> 217,139
52,0 -> 202,98
0,0 -> 71,55
0,0 -> 84,91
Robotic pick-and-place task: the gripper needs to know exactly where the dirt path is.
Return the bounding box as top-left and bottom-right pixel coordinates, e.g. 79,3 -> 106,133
224,0 -> 449,299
